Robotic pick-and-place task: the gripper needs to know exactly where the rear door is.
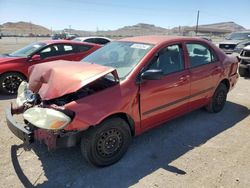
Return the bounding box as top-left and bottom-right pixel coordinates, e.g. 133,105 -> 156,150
140,43 -> 191,130
185,42 -> 222,110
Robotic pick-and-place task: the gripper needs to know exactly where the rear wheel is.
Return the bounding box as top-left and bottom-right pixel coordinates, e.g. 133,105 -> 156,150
205,83 -> 228,113
81,117 -> 132,167
0,72 -> 26,94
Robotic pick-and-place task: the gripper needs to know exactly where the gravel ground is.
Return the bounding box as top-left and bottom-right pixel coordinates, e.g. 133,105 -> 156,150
0,37 -> 250,188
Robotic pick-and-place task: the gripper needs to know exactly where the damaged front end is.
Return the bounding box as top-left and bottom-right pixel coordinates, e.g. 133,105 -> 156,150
5,61 -> 120,150
6,81 -> 79,150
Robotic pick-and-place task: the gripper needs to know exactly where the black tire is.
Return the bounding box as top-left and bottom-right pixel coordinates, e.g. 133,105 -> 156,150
81,117 -> 132,167
205,83 -> 228,113
0,72 -> 26,95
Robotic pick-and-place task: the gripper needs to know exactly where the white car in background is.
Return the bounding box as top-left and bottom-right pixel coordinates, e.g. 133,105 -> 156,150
73,36 -> 112,45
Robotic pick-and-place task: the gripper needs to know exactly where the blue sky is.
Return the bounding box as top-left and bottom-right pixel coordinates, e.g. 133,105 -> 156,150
0,0 -> 249,31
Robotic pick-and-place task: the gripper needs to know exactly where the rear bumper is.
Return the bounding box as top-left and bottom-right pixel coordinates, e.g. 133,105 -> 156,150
229,73 -> 239,90
5,106 -> 34,144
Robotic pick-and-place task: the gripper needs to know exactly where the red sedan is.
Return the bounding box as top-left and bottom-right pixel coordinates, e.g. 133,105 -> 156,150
0,40 -> 101,94
5,36 -> 239,166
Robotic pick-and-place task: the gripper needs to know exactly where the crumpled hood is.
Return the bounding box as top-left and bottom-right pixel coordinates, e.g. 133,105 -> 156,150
28,60 -> 119,100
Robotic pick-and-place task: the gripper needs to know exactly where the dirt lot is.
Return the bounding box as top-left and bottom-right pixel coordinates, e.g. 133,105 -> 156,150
0,37 -> 250,188
0,37 -> 51,54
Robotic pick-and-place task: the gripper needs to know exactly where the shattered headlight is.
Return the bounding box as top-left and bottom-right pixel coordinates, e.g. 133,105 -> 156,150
16,81 -> 37,107
23,107 -> 71,130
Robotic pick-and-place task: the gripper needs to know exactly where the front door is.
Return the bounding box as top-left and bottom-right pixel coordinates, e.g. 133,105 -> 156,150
140,44 -> 191,130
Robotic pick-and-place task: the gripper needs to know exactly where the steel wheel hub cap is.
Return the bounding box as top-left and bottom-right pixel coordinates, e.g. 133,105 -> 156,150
96,128 -> 123,157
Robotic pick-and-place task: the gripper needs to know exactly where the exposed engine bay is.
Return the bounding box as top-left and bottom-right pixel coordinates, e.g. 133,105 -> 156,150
44,75 -> 118,106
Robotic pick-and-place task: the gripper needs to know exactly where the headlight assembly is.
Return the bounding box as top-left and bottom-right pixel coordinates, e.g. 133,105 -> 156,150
23,107 -> 71,130
16,81 -> 29,107
16,81 -> 37,107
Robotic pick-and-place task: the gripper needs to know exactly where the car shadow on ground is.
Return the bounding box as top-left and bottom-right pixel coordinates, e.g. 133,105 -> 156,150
11,101 -> 250,188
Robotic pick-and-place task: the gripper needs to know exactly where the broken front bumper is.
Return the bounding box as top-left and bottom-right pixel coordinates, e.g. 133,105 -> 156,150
5,106 -> 34,144
5,105 -> 80,149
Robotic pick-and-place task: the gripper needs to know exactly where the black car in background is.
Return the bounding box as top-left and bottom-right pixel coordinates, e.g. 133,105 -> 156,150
219,31 -> 250,54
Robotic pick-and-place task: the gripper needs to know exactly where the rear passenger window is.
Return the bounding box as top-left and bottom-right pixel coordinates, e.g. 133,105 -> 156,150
186,43 -> 215,68
64,45 -> 73,51
63,45 -> 74,54
85,38 -> 96,44
95,38 -> 110,45
78,45 -> 92,52
148,44 -> 184,75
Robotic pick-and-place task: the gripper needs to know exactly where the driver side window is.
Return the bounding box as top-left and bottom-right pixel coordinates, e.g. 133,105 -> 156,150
39,45 -> 59,59
148,44 -> 184,75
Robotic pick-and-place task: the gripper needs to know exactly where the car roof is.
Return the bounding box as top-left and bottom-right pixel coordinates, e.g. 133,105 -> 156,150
42,40 -> 100,46
243,45 -> 250,50
118,35 -> 206,45
74,36 -> 112,41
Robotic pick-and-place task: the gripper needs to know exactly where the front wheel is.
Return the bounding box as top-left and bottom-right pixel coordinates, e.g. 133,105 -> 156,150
205,83 -> 228,113
0,72 -> 26,94
80,117 -> 132,167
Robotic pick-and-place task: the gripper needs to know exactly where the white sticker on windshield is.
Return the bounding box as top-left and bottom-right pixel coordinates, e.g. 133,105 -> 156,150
131,43 -> 150,50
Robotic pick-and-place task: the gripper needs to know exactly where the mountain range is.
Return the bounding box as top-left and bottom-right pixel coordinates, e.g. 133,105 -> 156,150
0,21 -> 247,37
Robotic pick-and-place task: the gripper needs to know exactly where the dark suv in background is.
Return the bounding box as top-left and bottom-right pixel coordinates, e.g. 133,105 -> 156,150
238,45 -> 250,78
219,31 -> 250,54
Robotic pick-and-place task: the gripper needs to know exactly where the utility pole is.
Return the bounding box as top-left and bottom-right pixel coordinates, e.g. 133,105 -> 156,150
69,25 -> 71,34
30,21 -> 33,35
51,27 -> 53,36
195,10 -> 200,36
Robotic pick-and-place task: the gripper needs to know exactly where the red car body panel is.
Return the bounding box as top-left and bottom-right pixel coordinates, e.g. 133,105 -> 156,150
26,36 -> 239,137
0,40 -> 101,79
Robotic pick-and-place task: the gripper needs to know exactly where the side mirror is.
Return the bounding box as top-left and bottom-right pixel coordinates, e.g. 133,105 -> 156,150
30,54 -> 41,62
141,69 -> 163,80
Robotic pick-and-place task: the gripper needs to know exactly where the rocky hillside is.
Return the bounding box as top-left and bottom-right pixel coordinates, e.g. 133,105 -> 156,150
0,21 -> 247,37
63,22 -> 247,37
63,23 -> 169,37
0,21 -> 51,36
198,22 -> 245,32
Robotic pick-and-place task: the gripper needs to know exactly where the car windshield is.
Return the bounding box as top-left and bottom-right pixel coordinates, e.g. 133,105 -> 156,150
226,32 -> 250,40
9,42 -> 46,57
82,41 -> 153,79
